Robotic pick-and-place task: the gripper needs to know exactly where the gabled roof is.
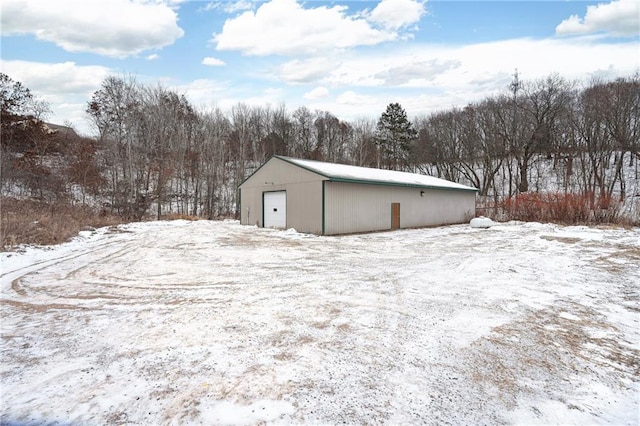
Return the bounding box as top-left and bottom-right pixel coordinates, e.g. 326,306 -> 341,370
275,156 -> 477,192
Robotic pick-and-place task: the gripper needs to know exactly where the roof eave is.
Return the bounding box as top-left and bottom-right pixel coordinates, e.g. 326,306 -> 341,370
273,155 -> 331,179
327,177 -> 478,192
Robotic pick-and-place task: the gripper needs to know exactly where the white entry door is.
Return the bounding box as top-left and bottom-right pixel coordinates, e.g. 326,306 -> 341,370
264,191 -> 286,228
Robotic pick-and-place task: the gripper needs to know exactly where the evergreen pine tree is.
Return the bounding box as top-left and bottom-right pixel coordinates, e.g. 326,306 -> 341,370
375,102 -> 417,171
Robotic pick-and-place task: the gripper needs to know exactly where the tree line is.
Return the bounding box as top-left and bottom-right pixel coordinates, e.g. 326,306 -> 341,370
1,72 -> 638,222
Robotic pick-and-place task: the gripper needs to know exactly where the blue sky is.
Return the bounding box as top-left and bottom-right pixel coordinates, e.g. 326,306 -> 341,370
1,0 -> 638,135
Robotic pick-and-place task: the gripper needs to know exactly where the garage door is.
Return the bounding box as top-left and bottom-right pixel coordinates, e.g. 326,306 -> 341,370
264,191 -> 286,229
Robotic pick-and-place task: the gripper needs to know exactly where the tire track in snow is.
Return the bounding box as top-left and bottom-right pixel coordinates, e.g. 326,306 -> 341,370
1,229 -> 140,309
1,221 -> 638,425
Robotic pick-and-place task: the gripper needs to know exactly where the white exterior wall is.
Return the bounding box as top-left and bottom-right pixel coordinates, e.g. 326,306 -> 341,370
324,182 -> 476,235
323,183 -> 391,234
239,158 -> 324,234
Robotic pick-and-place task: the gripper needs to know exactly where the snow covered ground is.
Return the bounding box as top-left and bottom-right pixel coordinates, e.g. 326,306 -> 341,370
1,220 -> 638,425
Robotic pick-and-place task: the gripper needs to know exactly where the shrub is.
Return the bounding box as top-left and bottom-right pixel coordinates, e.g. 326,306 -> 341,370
165,214 -> 201,221
497,192 -> 622,224
1,197 -> 125,250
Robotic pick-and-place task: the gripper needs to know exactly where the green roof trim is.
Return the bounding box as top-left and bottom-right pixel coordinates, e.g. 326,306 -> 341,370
324,177 -> 478,192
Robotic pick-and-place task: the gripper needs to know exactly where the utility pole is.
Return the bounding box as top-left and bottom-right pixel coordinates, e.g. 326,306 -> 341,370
509,68 -> 521,196
510,68 -> 520,102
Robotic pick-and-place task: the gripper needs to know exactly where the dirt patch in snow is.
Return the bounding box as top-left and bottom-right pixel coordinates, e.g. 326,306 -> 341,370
539,235 -> 582,244
1,220 -> 638,425
467,301 -> 638,406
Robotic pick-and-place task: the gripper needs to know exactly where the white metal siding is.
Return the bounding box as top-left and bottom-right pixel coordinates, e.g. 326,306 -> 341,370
286,181 -> 323,234
263,191 -> 287,228
240,158 -> 324,233
407,189 -> 476,227
324,182 -> 476,235
324,183 -> 391,234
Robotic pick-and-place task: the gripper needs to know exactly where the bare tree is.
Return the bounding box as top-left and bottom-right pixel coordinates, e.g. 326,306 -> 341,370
350,117 -> 377,167
291,106 -> 316,159
458,102 -> 507,197
87,75 -> 142,216
197,107 -> 230,218
414,110 -> 462,182
512,74 -> 572,193
77,71 -> 635,224
595,76 -> 640,201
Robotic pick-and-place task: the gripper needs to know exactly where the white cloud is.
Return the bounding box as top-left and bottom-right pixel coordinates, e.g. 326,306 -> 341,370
556,0 -> 639,37
172,80 -> 285,114
1,0 -> 184,58
1,60 -> 111,98
278,55 -> 383,86
303,87 -> 329,99
264,87 -> 283,96
174,78 -> 228,108
336,90 -> 376,106
222,0 -> 254,14
202,57 -> 226,66
279,58 -> 336,84
202,0 -> 254,14
212,0 -> 402,56
445,37 -> 638,89
374,59 -> 461,86
277,37 -> 638,92
3,33 -> 638,138
0,59 -> 112,135
268,35 -> 639,122
367,0 -> 425,31
147,54 -> 160,61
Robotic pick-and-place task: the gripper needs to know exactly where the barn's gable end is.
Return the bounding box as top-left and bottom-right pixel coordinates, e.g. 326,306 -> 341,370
239,157 -> 325,234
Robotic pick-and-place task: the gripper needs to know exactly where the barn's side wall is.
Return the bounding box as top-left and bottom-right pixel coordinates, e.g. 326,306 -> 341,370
239,158 -> 324,234
324,182 -> 476,235
407,188 -> 476,227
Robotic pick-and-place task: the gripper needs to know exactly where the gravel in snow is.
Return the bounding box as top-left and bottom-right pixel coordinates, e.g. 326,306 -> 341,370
1,220 -> 638,425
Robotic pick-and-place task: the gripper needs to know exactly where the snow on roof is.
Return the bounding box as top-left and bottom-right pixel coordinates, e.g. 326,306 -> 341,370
277,156 -> 478,192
